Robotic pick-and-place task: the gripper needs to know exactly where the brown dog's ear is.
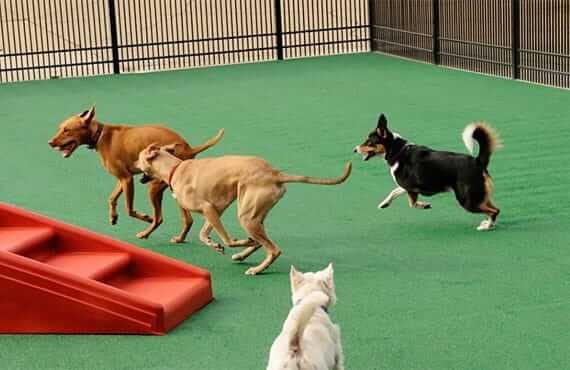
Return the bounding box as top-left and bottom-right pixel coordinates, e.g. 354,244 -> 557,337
79,106 -> 96,127
162,143 -> 179,155
376,113 -> 388,138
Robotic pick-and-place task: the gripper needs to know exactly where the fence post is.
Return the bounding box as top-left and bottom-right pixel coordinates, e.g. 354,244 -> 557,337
432,0 -> 440,65
108,0 -> 120,74
274,0 -> 284,60
368,0 -> 375,52
511,0 -> 520,79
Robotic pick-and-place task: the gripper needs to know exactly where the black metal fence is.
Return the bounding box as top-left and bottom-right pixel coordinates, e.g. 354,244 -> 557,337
0,0 -> 369,83
371,0 -> 570,89
2,1 -> 569,89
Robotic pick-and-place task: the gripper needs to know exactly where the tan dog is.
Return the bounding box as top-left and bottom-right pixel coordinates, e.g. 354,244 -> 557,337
136,144 -> 352,275
48,106 -> 224,241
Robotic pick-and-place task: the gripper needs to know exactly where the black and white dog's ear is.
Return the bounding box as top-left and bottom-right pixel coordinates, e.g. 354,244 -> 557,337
376,113 -> 388,137
377,113 -> 387,129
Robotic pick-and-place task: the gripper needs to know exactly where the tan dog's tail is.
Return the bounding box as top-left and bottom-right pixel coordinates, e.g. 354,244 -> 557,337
189,128 -> 225,156
279,161 -> 352,185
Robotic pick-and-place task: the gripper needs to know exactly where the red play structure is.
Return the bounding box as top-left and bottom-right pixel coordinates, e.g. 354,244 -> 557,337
0,202 -> 213,335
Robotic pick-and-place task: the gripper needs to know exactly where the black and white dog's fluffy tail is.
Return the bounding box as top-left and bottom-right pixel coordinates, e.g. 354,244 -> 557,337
462,122 -> 501,169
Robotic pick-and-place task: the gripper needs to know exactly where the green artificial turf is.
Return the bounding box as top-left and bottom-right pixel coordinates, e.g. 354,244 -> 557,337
0,53 -> 569,370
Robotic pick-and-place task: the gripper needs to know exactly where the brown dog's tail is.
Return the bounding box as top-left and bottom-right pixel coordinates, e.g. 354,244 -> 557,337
189,128 -> 225,156
278,162 -> 352,185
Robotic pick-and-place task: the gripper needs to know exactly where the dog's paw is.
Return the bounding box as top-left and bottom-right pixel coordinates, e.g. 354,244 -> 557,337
232,253 -> 245,262
477,219 -> 496,231
378,201 -> 391,209
136,231 -> 150,239
170,236 -> 186,243
213,245 -> 225,255
416,201 -> 431,209
245,267 -> 259,276
109,214 -> 118,225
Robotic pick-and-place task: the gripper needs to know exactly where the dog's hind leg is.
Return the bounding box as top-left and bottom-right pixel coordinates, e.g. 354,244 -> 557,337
136,180 -> 167,239
121,177 -> 153,223
407,192 -> 432,209
477,201 -> 500,231
241,220 -> 281,276
378,186 -> 406,209
171,205 -> 193,243
108,180 -> 123,225
237,185 -> 285,275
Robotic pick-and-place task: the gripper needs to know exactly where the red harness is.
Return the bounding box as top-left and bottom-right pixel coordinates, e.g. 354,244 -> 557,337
167,163 -> 182,191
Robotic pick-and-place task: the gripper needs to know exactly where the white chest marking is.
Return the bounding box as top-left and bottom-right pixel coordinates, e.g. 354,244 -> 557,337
390,162 -> 399,184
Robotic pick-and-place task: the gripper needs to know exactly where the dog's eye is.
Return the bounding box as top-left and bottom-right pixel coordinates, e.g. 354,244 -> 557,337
63,128 -> 70,133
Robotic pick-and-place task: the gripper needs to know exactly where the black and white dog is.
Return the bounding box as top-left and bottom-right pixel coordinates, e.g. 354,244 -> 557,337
354,114 -> 501,231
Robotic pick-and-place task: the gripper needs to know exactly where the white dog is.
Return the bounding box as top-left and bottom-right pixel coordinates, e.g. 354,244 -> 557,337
266,264 -> 344,370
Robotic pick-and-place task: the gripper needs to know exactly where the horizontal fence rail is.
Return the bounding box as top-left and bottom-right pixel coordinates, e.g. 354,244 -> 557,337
0,0 -> 369,83
371,0 -> 570,89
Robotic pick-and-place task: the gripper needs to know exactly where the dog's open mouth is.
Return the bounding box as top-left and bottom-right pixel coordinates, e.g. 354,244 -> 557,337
354,146 -> 376,161
54,141 -> 78,158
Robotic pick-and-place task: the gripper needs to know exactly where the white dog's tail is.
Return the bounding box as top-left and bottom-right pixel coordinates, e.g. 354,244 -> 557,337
284,291 -> 329,353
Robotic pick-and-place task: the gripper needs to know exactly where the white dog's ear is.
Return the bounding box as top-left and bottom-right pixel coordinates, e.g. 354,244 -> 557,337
323,263 -> 334,288
290,266 -> 303,288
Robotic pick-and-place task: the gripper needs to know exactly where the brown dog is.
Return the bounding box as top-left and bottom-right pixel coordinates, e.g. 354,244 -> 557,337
136,144 -> 352,275
48,106 -> 224,241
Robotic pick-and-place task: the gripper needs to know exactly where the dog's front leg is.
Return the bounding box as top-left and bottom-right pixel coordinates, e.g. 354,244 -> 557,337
378,186 -> 406,209
199,222 -> 225,255
171,205 -> 193,243
121,177 -> 153,223
136,180 -> 168,239
108,180 -> 123,224
407,192 -> 432,209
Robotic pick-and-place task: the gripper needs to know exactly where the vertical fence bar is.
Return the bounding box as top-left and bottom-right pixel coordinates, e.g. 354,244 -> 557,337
432,0 -> 440,64
274,0 -> 284,60
368,0 -> 375,51
107,0 -> 120,74
511,0 -> 520,79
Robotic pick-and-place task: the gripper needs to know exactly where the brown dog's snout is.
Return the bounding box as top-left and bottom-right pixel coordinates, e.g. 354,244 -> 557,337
48,139 -> 56,147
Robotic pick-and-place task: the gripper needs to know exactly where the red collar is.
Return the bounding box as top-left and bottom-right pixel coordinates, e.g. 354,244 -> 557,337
168,162 -> 182,191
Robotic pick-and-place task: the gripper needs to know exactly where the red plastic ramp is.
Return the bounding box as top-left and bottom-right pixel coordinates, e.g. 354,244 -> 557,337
0,202 -> 213,335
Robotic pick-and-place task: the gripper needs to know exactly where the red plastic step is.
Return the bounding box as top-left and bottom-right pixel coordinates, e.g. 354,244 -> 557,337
0,203 -> 213,335
110,276 -> 213,332
0,226 -> 55,254
41,251 -> 131,281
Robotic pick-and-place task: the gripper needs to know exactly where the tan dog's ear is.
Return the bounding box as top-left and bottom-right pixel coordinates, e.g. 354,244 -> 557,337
79,106 -> 96,127
161,143 -> 179,155
142,143 -> 160,161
